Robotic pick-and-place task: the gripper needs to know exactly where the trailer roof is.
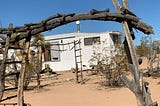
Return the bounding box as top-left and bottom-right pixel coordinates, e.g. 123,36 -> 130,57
45,31 -> 122,41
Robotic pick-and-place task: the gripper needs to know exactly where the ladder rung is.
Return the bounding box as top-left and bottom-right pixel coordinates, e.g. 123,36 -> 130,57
0,102 -> 17,105
75,48 -> 82,51
5,61 -> 22,64
5,72 -> 20,77
4,87 -> 18,91
1,45 -> 23,49
8,46 -> 23,50
76,61 -> 82,63
76,55 -> 82,57
0,95 -> 17,103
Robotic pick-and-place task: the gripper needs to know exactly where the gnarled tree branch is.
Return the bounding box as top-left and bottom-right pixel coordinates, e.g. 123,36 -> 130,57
0,8 -> 153,43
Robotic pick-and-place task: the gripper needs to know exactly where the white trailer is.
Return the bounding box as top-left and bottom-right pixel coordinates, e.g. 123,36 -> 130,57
42,31 -> 121,71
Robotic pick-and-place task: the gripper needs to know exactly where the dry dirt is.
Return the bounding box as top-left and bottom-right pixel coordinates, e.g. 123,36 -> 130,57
2,58 -> 160,106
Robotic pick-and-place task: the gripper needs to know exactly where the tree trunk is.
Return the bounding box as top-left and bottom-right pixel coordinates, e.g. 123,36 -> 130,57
44,48 -> 50,61
17,35 -> 31,106
135,94 -> 146,106
36,40 -> 42,88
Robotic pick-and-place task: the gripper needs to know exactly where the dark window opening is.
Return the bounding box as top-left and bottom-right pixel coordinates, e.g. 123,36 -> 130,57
49,41 -> 61,62
84,37 -> 101,46
52,57 -> 59,60
110,33 -> 121,44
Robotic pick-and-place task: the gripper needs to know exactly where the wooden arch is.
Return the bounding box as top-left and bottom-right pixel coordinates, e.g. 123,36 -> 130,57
0,1 -> 157,106
0,8 -> 153,43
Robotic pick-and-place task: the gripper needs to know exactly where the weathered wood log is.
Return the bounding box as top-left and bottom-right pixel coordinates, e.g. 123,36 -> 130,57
0,24 -> 12,101
17,35 -> 31,106
0,9 -> 153,44
121,65 -> 158,106
112,0 -> 158,106
36,39 -> 42,88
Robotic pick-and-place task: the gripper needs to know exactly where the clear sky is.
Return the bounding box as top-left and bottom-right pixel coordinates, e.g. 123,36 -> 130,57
0,0 -> 159,45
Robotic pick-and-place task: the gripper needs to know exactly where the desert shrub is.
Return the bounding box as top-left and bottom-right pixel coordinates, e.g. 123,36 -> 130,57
6,62 -> 35,89
23,63 -> 36,89
89,42 -> 128,87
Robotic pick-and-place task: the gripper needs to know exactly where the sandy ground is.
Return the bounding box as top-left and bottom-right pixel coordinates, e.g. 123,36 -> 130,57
2,58 -> 160,106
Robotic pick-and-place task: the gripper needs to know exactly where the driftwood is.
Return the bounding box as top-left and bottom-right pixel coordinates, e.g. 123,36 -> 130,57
17,36 -> 31,106
112,0 -> 158,106
0,9 -> 153,43
0,24 -> 13,101
121,65 -> 158,106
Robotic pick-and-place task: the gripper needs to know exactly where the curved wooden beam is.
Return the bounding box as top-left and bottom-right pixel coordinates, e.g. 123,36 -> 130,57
0,9 -> 153,43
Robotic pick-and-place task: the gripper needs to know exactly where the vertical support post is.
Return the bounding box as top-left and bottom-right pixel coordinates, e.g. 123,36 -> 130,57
122,0 -> 129,9
121,0 -> 141,87
0,23 -> 12,101
122,21 -> 140,81
36,39 -> 42,88
148,35 -> 153,74
112,0 -> 139,81
112,0 -> 157,106
17,33 -> 31,106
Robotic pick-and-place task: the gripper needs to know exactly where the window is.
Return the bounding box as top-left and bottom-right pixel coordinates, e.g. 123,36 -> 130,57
50,41 -> 61,62
84,37 -> 101,46
110,33 -> 121,44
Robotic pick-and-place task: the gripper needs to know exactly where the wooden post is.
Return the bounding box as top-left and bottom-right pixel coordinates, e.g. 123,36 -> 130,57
0,23 -> 12,101
112,0 -> 158,106
112,0 -> 139,75
17,34 -> 31,106
74,41 -> 79,83
122,0 -> 129,8
36,39 -> 42,88
148,35 -> 154,75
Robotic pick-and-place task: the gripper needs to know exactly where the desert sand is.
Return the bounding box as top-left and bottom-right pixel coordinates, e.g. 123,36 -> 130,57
2,58 -> 160,106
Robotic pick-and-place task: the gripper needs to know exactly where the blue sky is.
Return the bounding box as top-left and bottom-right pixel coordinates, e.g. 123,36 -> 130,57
0,0 -> 159,45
